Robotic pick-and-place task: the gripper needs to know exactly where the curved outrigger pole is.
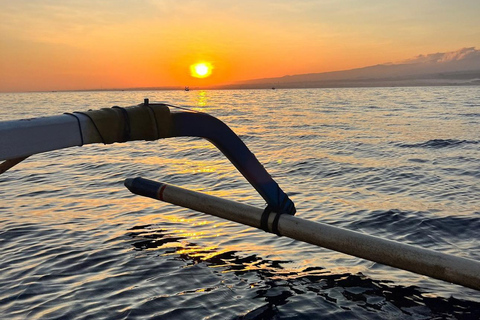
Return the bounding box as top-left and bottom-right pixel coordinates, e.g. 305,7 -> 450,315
0,99 -> 295,216
149,100 -> 296,216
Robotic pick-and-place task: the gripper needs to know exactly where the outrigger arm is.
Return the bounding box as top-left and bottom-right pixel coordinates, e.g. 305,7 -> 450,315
0,99 -> 295,215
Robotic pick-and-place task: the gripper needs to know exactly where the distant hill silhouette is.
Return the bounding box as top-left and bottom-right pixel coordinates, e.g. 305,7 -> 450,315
219,47 -> 480,89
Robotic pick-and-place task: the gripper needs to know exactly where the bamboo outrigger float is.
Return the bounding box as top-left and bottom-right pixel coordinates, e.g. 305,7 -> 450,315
1,99 -> 479,291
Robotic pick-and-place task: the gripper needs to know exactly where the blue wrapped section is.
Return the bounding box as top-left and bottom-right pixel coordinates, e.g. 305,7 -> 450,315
168,111 -> 296,215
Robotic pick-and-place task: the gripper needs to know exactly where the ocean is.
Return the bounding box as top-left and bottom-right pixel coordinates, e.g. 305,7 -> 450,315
1,87 -> 479,319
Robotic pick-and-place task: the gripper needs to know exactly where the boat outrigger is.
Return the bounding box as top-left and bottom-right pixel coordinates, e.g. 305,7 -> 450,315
1,99 -> 479,291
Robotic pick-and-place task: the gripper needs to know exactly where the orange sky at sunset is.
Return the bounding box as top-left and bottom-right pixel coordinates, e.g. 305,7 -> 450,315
1,1 -> 479,92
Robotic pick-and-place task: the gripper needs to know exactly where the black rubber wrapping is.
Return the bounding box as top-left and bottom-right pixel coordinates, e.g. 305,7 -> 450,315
271,211 -> 282,236
125,177 -> 162,199
260,205 -> 283,236
75,104 -> 172,144
260,205 -> 272,232
144,104 -> 160,139
112,106 -> 131,142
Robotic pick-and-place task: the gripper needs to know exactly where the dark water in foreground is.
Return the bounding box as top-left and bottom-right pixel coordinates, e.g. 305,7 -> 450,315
1,87 -> 479,319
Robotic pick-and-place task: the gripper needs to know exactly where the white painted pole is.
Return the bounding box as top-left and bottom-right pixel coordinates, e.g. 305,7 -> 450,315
125,177 -> 480,291
0,114 -> 102,161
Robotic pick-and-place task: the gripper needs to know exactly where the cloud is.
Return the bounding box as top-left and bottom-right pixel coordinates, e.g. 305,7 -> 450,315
403,47 -> 480,64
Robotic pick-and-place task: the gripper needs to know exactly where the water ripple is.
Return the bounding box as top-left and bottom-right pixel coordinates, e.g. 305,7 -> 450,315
398,139 -> 479,149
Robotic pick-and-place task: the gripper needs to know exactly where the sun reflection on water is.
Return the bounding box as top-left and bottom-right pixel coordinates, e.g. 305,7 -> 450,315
188,90 -> 212,111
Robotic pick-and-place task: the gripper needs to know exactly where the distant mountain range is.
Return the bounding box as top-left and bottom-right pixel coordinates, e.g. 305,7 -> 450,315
219,47 -> 480,89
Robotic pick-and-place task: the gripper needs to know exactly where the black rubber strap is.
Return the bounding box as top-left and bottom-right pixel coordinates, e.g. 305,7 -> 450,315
268,196 -> 290,236
112,106 -> 131,142
271,211 -> 282,236
72,111 -> 106,144
260,204 -> 272,232
145,105 -> 160,139
260,205 -> 283,236
64,112 -> 84,146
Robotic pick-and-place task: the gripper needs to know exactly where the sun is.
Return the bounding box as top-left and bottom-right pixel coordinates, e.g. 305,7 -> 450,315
190,62 -> 213,78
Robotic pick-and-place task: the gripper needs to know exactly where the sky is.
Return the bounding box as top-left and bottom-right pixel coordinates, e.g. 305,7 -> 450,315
1,0 -> 479,92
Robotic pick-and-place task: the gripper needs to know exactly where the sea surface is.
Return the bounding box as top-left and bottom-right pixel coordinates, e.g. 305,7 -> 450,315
1,87 -> 479,319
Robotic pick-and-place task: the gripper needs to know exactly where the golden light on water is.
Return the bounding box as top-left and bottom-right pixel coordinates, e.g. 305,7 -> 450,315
190,62 -> 213,78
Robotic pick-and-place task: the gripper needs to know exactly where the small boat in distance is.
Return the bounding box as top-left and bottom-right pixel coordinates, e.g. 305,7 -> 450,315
185,86 -> 190,91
